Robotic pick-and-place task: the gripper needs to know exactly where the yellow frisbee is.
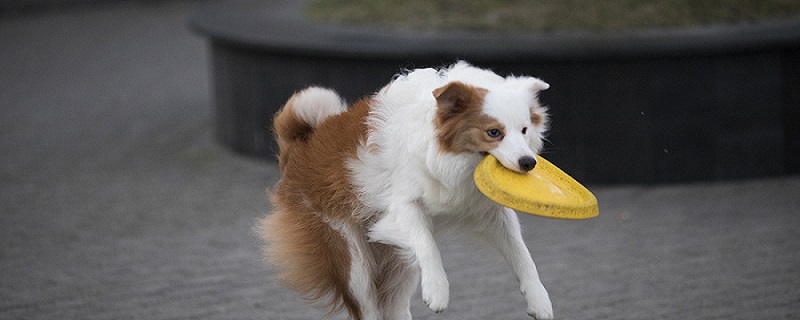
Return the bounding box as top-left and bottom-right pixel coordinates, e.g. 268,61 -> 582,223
474,155 -> 599,219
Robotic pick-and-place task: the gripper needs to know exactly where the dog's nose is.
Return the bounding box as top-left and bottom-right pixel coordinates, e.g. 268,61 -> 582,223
518,156 -> 537,172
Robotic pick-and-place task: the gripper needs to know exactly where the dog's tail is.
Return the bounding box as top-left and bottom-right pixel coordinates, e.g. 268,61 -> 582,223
273,87 -> 347,167
257,198 -> 366,320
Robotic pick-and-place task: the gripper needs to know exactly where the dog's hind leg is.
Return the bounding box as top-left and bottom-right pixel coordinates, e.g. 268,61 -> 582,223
337,221 -> 380,320
373,243 -> 419,320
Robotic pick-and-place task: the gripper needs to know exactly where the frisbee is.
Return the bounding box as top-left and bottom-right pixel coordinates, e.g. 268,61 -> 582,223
474,155 -> 599,219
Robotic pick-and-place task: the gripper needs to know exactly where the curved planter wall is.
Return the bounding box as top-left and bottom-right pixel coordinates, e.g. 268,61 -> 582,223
190,0 -> 800,184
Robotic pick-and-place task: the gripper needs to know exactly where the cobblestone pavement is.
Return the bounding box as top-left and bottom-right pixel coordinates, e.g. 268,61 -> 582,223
1,2 -> 799,319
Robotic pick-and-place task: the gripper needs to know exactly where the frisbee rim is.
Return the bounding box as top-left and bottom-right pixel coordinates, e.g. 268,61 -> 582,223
474,155 -> 599,220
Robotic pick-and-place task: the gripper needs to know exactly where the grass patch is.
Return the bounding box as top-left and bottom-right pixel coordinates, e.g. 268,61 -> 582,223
306,0 -> 800,32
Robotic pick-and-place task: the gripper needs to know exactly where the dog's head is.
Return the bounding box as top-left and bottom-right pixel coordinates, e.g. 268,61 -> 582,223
433,77 -> 549,173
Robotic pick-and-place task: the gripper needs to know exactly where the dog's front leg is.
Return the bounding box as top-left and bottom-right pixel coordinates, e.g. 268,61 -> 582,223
482,207 -> 553,319
369,201 -> 449,314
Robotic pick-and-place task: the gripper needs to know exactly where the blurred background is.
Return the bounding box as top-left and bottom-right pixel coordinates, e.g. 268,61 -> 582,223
192,0 -> 800,185
2,0 -> 799,319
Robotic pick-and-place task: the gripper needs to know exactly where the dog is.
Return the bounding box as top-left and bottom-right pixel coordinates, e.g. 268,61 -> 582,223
257,61 -> 553,319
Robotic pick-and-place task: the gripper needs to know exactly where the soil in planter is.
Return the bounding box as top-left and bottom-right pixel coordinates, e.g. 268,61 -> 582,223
306,0 -> 800,32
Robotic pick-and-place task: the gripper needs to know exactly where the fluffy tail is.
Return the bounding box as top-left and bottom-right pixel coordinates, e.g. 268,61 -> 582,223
272,87 -> 346,167
257,198 -> 364,319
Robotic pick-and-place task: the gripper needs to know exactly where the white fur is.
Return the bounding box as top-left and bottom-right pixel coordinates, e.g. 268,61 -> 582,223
347,62 -> 554,319
332,217 -> 380,319
291,86 -> 347,128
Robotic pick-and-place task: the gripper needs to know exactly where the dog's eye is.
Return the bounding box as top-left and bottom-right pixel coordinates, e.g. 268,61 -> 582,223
487,129 -> 502,138
522,127 -> 528,135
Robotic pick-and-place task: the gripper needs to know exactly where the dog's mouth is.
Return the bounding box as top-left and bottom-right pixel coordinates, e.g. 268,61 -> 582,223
479,152 -> 537,174
478,152 -> 514,172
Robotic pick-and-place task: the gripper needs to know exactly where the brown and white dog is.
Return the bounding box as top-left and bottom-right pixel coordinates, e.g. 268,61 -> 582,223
258,62 -> 553,319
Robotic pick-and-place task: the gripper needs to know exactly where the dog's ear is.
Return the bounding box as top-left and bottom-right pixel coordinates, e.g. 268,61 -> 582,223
505,76 -> 549,94
527,78 -> 549,128
528,78 -> 550,93
433,81 -> 487,121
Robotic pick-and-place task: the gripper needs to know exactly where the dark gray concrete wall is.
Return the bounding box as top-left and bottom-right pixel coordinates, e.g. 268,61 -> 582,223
191,0 -> 800,184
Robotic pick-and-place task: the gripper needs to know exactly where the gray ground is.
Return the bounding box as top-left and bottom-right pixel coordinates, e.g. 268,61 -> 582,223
1,1 -> 799,319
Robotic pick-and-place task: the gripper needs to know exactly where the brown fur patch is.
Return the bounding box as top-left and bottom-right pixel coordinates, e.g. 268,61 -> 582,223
275,98 -> 371,220
433,81 -> 504,154
261,97 -> 373,320
272,95 -> 314,169
257,204 -> 359,318
530,110 -> 544,126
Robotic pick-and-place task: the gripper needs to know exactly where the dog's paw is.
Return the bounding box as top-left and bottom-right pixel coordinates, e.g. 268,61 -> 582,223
523,283 -> 553,319
527,304 -> 554,320
421,275 -> 449,313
